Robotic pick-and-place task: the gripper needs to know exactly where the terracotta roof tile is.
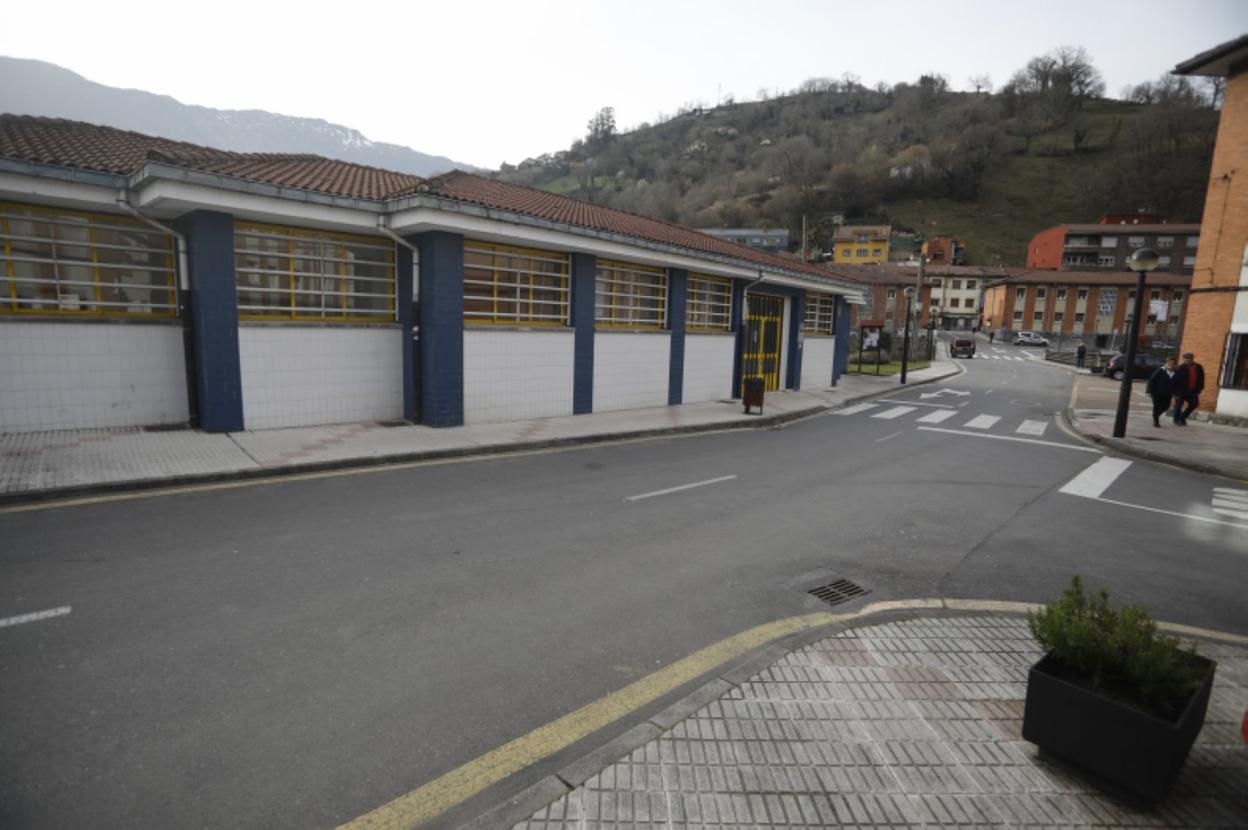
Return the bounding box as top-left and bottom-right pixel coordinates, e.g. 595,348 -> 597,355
411,171 -> 848,283
0,115 -> 858,286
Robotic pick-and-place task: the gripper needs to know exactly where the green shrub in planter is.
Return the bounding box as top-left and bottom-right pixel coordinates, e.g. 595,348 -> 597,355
1023,576 -> 1216,802
1028,576 -> 1205,720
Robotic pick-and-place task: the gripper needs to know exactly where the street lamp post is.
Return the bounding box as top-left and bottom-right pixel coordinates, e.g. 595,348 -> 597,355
900,286 -> 915,384
1112,248 -> 1161,438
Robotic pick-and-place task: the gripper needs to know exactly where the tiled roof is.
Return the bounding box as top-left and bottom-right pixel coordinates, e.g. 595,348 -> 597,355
832,224 -> 890,241
0,115 -> 857,287
1065,223 -> 1200,234
984,270 -> 1192,286
411,171 -> 852,283
823,263 -> 1016,285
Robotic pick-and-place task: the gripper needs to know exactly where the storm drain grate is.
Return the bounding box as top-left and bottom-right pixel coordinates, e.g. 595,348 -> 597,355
807,578 -> 870,606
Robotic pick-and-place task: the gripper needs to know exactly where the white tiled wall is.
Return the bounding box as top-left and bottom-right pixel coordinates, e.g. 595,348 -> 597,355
801,337 -> 836,390
239,325 -> 402,430
682,333 -> 734,403
594,331 -> 671,412
463,328 -> 575,424
0,321 -> 189,433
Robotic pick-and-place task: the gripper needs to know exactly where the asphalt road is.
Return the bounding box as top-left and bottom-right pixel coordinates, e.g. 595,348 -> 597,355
2,346 -> 1246,828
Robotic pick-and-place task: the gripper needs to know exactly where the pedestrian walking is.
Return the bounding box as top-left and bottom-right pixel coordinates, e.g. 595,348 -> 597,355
989,331 -> 995,344
1075,342 -> 1087,369
1172,352 -> 1206,426
1146,357 -> 1177,428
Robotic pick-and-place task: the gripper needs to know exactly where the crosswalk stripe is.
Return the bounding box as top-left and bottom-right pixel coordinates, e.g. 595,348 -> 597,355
1016,420 -> 1048,436
916,409 -> 957,424
834,403 -> 878,416
964,414 -> 1001,429
872,406 -> 917,420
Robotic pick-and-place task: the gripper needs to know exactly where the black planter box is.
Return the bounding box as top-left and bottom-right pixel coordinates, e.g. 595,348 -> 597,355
1022,653 -> 1216,803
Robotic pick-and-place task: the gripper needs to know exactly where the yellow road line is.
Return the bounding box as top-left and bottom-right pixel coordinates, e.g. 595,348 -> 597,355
336,611 -> 848,830
338,597 -> 1248,829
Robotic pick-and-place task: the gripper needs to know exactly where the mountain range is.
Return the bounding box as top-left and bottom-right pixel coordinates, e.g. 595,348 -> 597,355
0,56 -> 470,176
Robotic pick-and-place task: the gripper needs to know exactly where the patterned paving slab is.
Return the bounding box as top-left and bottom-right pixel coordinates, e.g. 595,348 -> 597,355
514,615 -> 1248,829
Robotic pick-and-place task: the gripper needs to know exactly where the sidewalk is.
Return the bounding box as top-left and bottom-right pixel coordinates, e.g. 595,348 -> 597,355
1067,373 -> 1248,480
506,608 -> 1248,830
0,361 -> 960,502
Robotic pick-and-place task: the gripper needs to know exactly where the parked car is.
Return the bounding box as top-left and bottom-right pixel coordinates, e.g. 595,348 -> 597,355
1104,352 -> 1166,381
950,338 -> 976,358
1013,332 -> 1049,347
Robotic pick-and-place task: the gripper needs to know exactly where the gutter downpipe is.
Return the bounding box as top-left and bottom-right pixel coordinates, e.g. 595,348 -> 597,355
376,215 -> 419,323
116,190 -> 197,426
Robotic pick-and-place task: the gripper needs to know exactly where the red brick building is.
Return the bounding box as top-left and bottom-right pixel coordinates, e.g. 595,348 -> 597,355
1026,223 -> 1200,273
1174,35 -> 1248,419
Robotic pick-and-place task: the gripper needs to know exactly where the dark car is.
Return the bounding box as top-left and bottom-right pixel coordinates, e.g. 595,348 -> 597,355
1104,352 -> 1165,381
950,338 -> 976,358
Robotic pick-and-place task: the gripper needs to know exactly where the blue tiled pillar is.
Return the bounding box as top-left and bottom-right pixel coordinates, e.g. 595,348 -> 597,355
177,210 -> 243,433
413,231 -> 464,427
833,296 -> 851,386
786,291 -> 805,390
667,268 -> 687,405
730,279 -> 746,398
571,253 -> 596,414
396,244 -> 417,421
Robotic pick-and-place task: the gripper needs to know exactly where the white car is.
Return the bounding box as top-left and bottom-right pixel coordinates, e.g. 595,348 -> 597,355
1013,332 -> 1049,347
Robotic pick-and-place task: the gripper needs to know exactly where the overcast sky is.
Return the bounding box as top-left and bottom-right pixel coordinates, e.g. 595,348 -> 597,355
3,0 -> 1245,169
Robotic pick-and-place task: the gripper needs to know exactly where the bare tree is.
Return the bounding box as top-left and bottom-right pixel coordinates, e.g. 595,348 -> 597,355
586,107 -> 617,148
968,74 -> 993,95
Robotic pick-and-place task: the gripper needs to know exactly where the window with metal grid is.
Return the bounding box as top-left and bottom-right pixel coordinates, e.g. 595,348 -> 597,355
596,260 -> 667,328
804,292 -> 836,335
1,203 -> 176,317
463,241 -> 570,325
234,223 -> 395,321
686,273 -> 731,331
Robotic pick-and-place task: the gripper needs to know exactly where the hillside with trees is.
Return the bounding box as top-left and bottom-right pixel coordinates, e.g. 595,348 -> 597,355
496,48 -> 1219,266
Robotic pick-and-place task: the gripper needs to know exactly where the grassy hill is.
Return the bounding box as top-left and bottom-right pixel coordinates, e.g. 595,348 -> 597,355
497,83 -> 1215,266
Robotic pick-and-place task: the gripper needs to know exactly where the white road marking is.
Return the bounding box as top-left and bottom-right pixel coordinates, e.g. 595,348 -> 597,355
964,415 -> 1001,429
916,409 -> 958,424
1210,488 -> 1248,519
1058,457 -> 1133,499
876,399 -> 953,408
625,475 -> 737,502
872,406 -> 917,420
875,431 -> 904,443
1096,497 -> 1248,530
1016,420 -> 1048,437
0,606 -> 72,629
834,403 -> 878,416
917,426 -> 1102,453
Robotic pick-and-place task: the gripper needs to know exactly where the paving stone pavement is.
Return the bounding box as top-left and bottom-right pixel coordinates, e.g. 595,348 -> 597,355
513,615 -> 1248,829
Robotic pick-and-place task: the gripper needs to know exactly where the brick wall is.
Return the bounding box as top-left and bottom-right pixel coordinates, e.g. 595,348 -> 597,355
1180,70 -> 1248,411
1026,225 -> 1067,269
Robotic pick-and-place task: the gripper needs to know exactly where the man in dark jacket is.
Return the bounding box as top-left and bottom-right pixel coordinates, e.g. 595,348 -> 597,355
1075,343 -> 1087,369
1172,352 -> 1206,425
1146,357 -> 1178,427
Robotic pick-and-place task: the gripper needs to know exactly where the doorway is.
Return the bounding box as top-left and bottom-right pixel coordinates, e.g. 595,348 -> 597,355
743,294 -> 784,391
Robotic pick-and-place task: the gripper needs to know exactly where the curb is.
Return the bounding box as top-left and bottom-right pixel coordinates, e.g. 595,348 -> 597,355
1,365 -> 963,508
1062,408 -> 1248,483
456,598 -> 1248,829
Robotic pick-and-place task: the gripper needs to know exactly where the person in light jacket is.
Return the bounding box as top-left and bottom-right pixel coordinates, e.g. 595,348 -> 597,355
1146,357 -> 1177,428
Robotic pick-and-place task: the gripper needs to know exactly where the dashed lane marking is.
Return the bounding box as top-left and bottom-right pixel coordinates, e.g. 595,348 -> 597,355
624,475 -> 737,502
0,606 -> 72,629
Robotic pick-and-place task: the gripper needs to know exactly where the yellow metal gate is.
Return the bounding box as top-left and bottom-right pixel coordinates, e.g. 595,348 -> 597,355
743,294 -> 784,391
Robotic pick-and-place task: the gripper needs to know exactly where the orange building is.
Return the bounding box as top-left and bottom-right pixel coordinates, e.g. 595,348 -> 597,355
1174,35 -> 1248,420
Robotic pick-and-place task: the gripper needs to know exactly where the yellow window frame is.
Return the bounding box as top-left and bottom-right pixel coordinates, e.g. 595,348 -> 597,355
0,201 -> 177,318
233,221 -> 396,323
462,240 -> 570,326
595,259 -> 668,330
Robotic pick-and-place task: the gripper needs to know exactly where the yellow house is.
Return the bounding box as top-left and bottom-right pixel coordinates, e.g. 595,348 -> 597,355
831,224 -> 891,264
